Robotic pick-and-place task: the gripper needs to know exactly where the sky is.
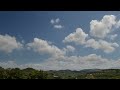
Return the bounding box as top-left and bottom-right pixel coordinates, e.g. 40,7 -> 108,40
0,11 -> 120,70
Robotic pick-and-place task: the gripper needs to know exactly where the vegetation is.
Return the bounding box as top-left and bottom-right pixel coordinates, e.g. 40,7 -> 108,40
1,67 -> 120,79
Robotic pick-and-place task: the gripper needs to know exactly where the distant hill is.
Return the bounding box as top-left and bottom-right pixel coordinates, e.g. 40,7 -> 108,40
79,69 -> 103,73
48,69 -> 102,74
1,66 -> 120,79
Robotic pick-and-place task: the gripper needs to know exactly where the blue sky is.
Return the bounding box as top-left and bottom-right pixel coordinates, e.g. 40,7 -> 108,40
0,11 -> 120,70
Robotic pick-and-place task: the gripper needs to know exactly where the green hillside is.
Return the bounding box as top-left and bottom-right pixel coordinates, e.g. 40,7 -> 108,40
0,67 -> 120,79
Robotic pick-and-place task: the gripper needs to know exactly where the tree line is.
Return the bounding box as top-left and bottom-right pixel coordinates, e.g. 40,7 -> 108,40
0,67 -> 120,79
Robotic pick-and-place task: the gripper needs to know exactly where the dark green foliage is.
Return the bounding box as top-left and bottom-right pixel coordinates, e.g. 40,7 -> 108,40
0,67 -> 49,79
1,68 -> 120,79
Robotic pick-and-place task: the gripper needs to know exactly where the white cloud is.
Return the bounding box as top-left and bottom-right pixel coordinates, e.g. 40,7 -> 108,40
115,20 -> 120,28
97,40 -> 119,53
85,39 -> 100,50
66,45 -> 75,52
63,45 -> 75,53
50,18 -> 60,24
112,42 -> 119,47
50,19 -> 54,24
21,56 -> 120,70
1,15 -> 120,70
27,38 -> 65,57
90,15 -> 120,39
63,28 -> 88,45
0,34 -> 23,53
50,18 -> 63,29
1,54 -> 120,70
54,25 -> 63,29
88,15 -> 120,53
55,18 -> 60,23
0,61 -> 18,69
31,15 -> 120,54
109,34 -> 118,40
63,23 -> 119,53
85,39 -> 119,53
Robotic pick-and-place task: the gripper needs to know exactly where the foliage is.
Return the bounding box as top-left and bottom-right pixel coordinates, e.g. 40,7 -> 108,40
1,67 -> 120,79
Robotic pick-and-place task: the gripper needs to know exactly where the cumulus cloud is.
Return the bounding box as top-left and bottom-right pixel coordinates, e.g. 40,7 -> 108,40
27,38 -> 65,57
27,38 -> 76,59
0,34 -> 23,53
66,45 -> 75,52
85,39 -> 119,53
63,45 -> 75,53
63,28 -> 88,45
90,15 -> 120,39
85,39 -> 100,50
63,20 -> 119,53
1,14 -> 120,70
50,18 -> 63,29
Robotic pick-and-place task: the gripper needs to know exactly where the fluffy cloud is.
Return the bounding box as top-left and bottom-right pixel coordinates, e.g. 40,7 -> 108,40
27,38 -> 76,58
27,38 -> 65,57
50,18 -> 63,29
85,39 -> 119,53
85,39 -> 100,50
63,45 -> 75,53
63,28 -> 88,45
66,45 -> 75,52
0,34 -> 23,53
63,20 -> 119,53
90,15 -> 120,39
63,30 -> 119,53
1,14 -> 120,70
